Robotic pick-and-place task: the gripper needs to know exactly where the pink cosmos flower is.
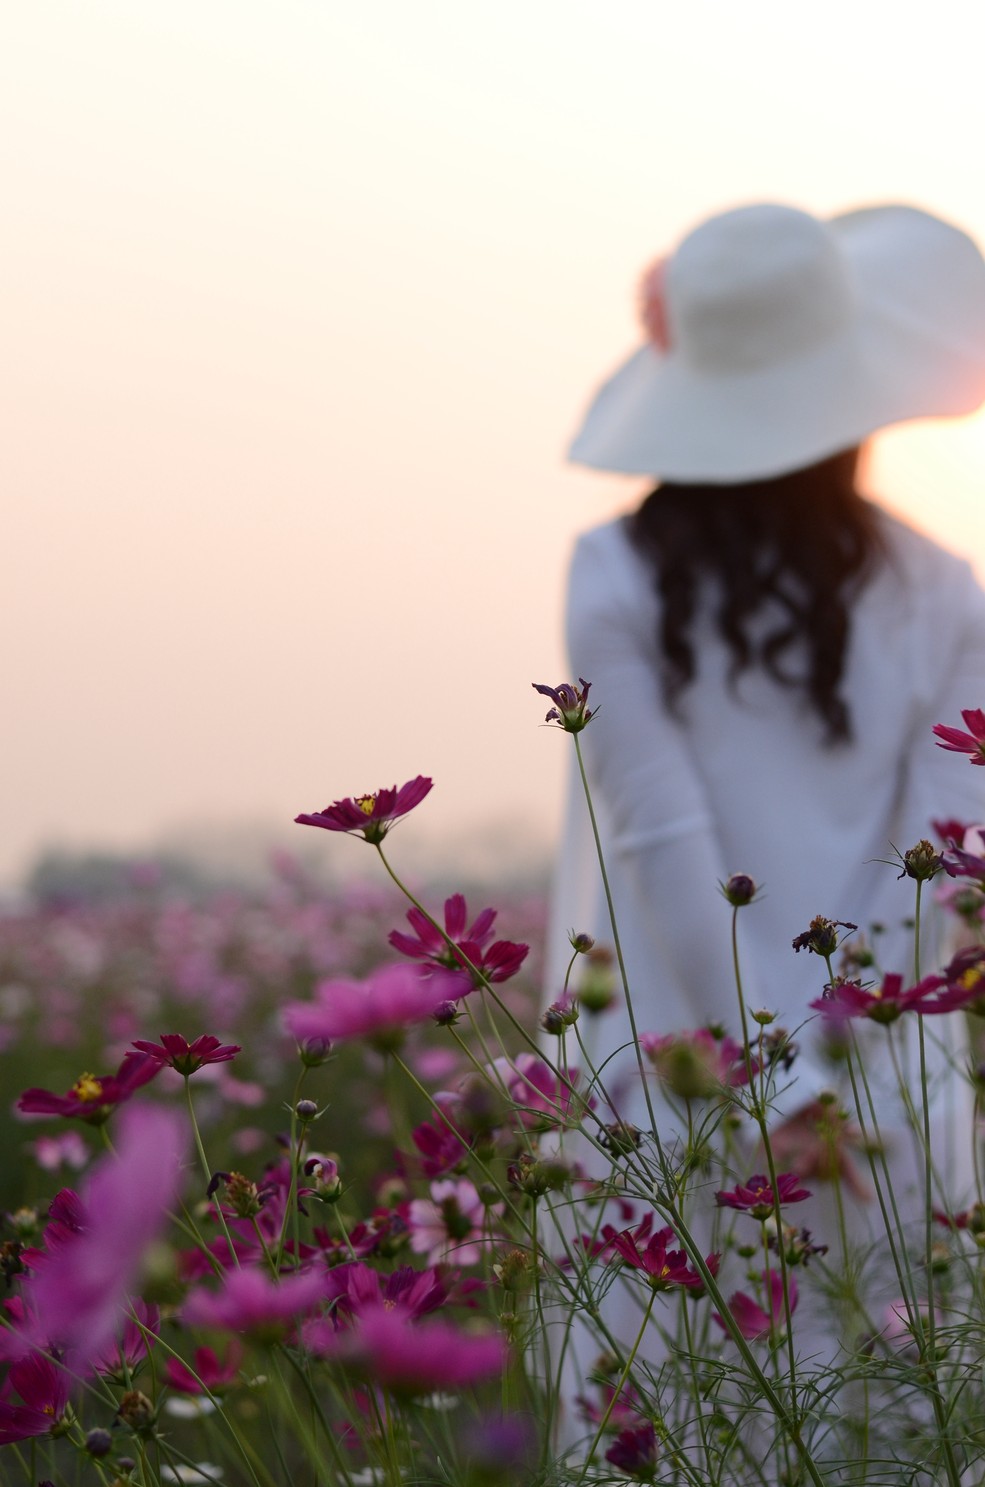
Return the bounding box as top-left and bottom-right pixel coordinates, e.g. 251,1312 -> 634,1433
130,1033 -> 241,1075
495,1053 -> 584,1130
388,893 -> 529,994
407,1178 -> 493,1266
714,1269 -> 798,1342
0,1352 -> 72,1444
411,1116 -> 468,1178
0,1105 -> 185,1374
30,1131 -> 89,1173
165,1341 -> 244,1395
810,971 -> 945,1025
17,1052 -> 161,1125
941,825 -> 985,885
283,962 -> 449,1052
181,1265 -> 326,1340
933,708 -> 985,765
295,776 -> 433,845
315,1302 -> 505,1396
716,1173 -> 812,1219
90,1298 -> 160,1378
605,1216 -> 719,1292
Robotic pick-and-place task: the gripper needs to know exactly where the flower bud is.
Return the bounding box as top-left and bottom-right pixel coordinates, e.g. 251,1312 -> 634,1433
85,1428 -> 113,1458
295,1099 -> 318,1122
298,1037 -> 331,1067
722,873 -> 757,907
568,930 -> 596,953
900,839 -> 943,882
751,1008 -> 775,1026
116,1390 -> 156,1434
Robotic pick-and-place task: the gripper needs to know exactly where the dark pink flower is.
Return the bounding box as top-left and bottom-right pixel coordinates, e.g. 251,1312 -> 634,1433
606,1215 -> 718,1292
315,1302 -> 505,1396
714,1269 -> 798,1342
283,963 -> 449,1052
495,1053 -> 585,1130
90,1299 -> 160,1378
295,776 -> 432,845
933,709 -> 985,765
389,894 -> 529,994
0,1352 -> 71,1444
716,1173 -> 811,1220
320,1262 -> 456,1324
532,678 -> 595,733
130,1033 -> 241,1075
17,1052 -> 161,1125
164,1341 -> 244,1395
410,1116 -> 469,1178
181,1265 -> 326,1340
810,972 -> 945,1025
605,1420 -> 659,1481
941,825 -> 985,885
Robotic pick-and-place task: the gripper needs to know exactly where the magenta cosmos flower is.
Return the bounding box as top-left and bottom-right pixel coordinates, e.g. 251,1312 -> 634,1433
714,1269 -> 798,1342
640,1028 -> 752,1100
810,971 -> 945,1026
389,893 -> 529,994
181,1266 -> 326,1341
0,1353 -> 72,1444
165,1341 -> 244,1395
131,1033 -> 241,1075
295,776 -> 432,845
933,708 -> 985,765
283,962 -> 449,1052
532,678 -> 595,733
17,1051 -> 161,1125
605,1216 -> 719,1293
605,1420 -> 659,1482
315,1302 -> 505,1397
716,1173 -> 811,1220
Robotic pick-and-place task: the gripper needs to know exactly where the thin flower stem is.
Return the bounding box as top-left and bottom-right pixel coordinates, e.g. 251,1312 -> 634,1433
273,1065 -> 309,1271
577,1288 -> 658,1482
572,732 -> 664,1154
184,1075 -> 241,1269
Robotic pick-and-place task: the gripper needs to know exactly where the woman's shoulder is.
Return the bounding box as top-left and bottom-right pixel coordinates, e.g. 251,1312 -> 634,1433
874,506 -> 980,585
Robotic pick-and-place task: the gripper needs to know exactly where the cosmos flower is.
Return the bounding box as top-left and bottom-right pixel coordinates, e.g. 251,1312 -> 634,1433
932,708 -> 985,765
17,1052 -> 161,1125
716,1173 -> 811,1220
640,1027 -> 753,1099
181,1265 -> 326,1341
164,1342 -> 244,1396
605,1420 -> 659,1481
531,679 -> 596,732
605,1216 -> 718,1292
388,893 -> 528,994
315,1302 -> 505,1396
283,962 -> 449,1053
810,972 -> 945,1025
714,1269 -> 798,1342
130,1033 -> 241,1075
295,776 -> 433,845
0,1352 -> 72,1444
407,1178 -> 494,1267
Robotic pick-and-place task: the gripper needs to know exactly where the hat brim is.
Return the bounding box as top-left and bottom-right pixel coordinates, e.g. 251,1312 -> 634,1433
568,205 -> 985,483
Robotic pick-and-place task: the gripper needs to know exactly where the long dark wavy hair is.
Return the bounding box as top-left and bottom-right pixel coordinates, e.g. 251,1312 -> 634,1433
627,449 -> 886,743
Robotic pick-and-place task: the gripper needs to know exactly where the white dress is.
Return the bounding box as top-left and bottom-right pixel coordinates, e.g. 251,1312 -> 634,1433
546,506 -> 985,1127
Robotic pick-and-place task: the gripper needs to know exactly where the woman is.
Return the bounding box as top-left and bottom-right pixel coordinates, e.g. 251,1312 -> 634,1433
547,201 -> 985,1141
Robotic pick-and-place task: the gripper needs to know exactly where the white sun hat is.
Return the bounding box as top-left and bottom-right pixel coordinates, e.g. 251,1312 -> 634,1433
568,202 -> 985,483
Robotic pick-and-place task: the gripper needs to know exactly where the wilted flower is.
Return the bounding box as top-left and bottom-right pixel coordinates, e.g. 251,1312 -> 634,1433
792,917 -> 857,957
531,679 -> 595,733
898,839 -> 943,882
17,1052 -> 161,1126
295,776 -> 433,845
130,1033 -> 241,1076
933,708 -> 985,765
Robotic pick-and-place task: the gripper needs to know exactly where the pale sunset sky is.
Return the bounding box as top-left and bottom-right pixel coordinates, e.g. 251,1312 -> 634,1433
5,1 -> 985,888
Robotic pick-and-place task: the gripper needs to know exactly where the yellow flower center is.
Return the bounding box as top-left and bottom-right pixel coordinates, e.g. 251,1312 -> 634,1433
72,1073 -> 104,1102
355,795 -> 377,816
960,968 -> 984,990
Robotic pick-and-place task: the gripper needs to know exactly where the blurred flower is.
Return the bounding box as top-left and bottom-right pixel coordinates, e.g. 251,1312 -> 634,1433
181,1266 -> 326,1342
714,1269 -> 798,1342
295,777 -> 433,845
411,1116 -> 469,1178
767,1098 -> 871,1201
30,1131 -> 89,1173
0,1105 -> 184,1375
495,1053 -> 585,1130
791,917 -> 857,957
407,1178 -> 495,1266
604,1420 -> 659,1481
531,679 -> 595,733
933,708 -> 985,764
721,873 -> 757,907
17,1052 -> 161,1126
130,1033 -> 241,1075
91,1298 -> 160,1379
315,1302 -> 505,1396
941,825 -> 985,885
640,1027 -> 752,1100
283,963 -> 448,1053
164,1342 -> 244,1396
716,1173 -> 811,1219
